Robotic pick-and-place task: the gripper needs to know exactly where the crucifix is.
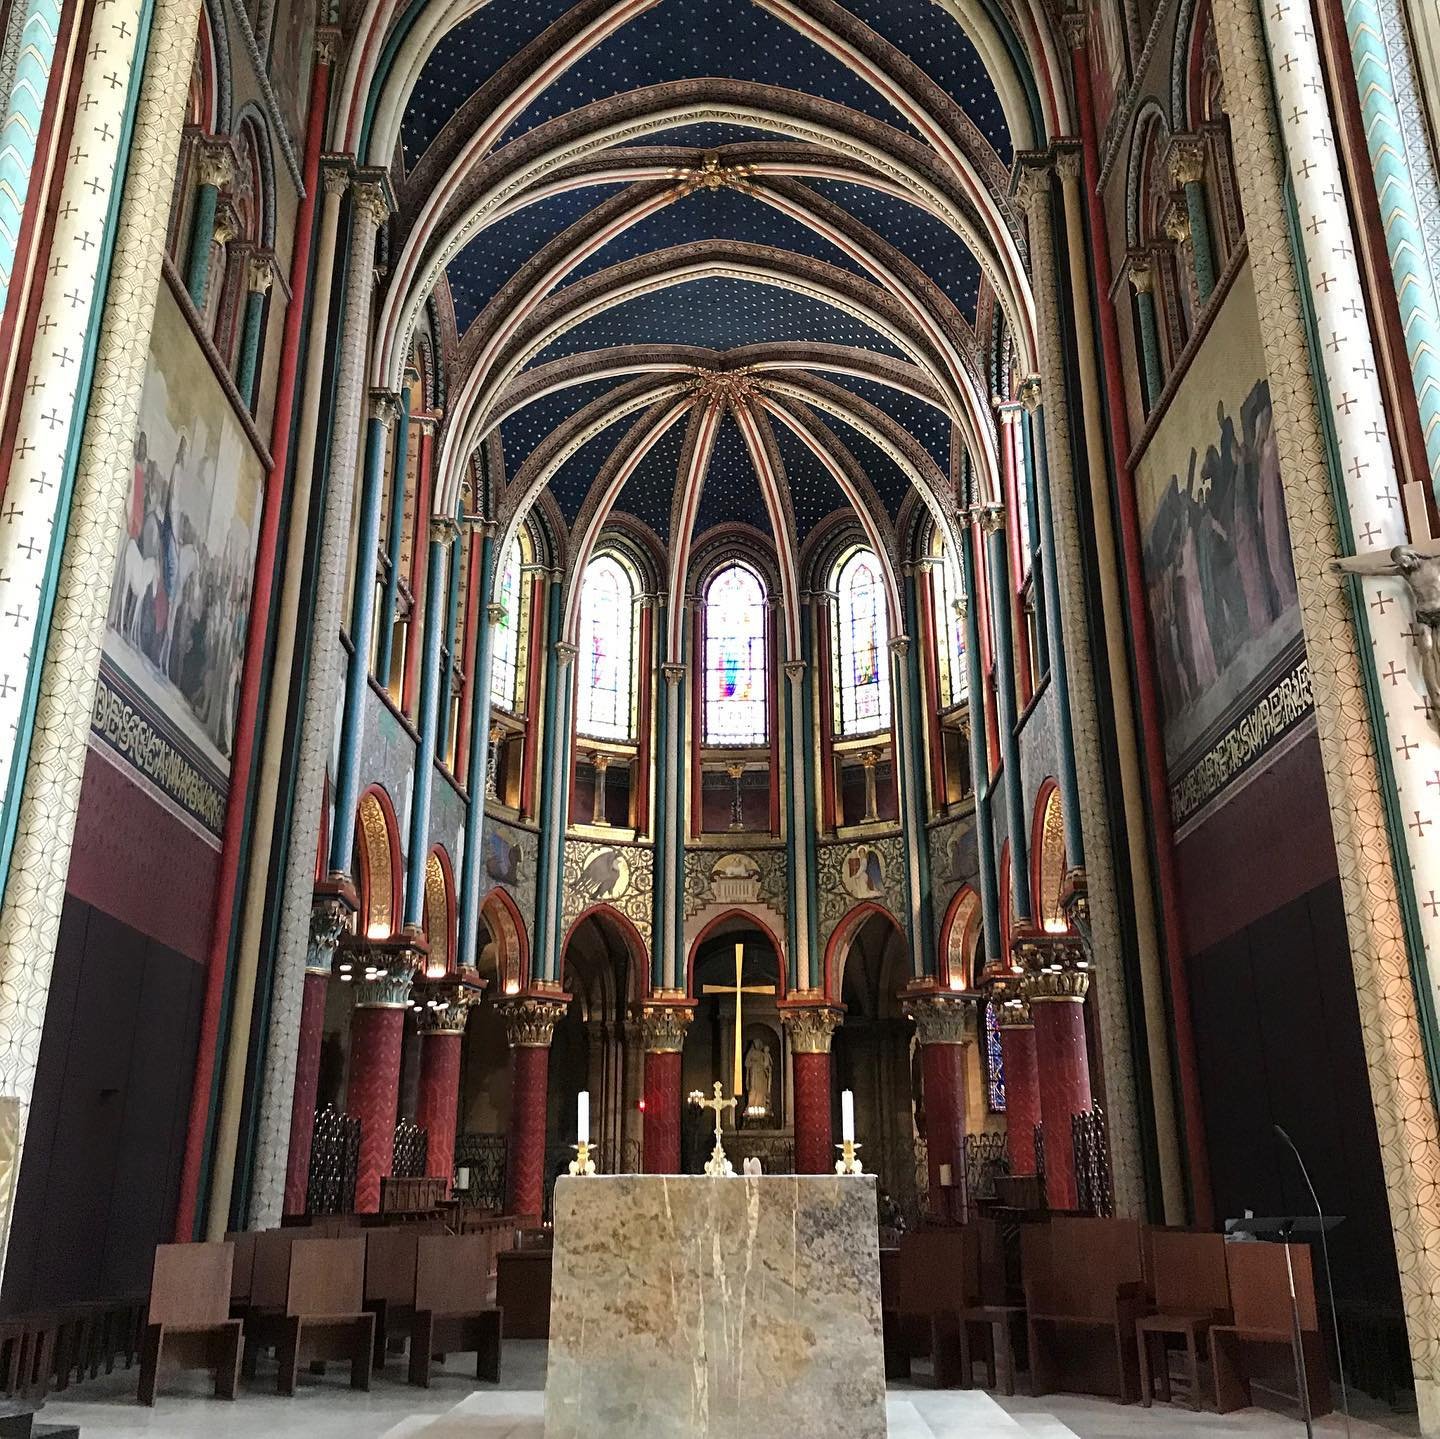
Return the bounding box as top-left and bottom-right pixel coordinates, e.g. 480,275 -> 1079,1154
688,1081 -> 738,1177
702,941 -> 776,1106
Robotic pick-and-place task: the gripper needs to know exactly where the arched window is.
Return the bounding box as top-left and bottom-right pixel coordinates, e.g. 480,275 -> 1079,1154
490,536 -> 525,715
833,548 -> 891,737
703,562 -> 768,746
930,533 -> 968,709
576,553 -> 637,741
983,998 -> 1006,1112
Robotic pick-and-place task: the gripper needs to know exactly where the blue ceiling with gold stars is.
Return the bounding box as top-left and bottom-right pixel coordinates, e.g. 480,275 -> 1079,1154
399,0 -> 1012,559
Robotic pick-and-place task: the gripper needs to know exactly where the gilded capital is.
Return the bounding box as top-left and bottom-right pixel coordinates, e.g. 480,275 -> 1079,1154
781,1005 -> 844,1054
996,994 -> 1034,1029
195,139 -> 234,190
502,997 -> 569,1048
370,388 -> 401,425
352,943 -> 423,1009
638,1003 -> 695,1053
1025,967 -> 1091,1003
415,981 -> 479,1034
246,252 -> 275,294
353,179 -> 390,228
554,640 -> 579,666
1163,200 -> 1191,245
1168,134 -> 1208,187
1018,376 -> 1043,413
1128,256 -> 1155,294
306,889 -> 355,976
904,992 -> 977,1045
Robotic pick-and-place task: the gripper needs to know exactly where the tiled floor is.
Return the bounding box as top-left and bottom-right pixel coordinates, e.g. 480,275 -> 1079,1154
40,1342 -> 1417,1437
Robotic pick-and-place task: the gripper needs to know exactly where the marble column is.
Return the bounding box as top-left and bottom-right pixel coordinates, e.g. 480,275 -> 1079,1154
346,949 -> 417,1213
184,138 -> 231,307
995,990 -> 1040,1179
281,890 -> 352,1216
503,997 -> 567,1217
415,985 -> 475,1183
1212,0 -> 1440,1410
250,172 -> 391,1230
1020,943 -> 1092,1212
639,1003 -> 693,1174
904,990 -> 975,1223
235,252 -> 273,410
0,0 -> 201,1285
783,1005 -> 843,1174
1128,258 -> 1164,409
1168,136 -> 1216,303
1015,161 -> 1157,1220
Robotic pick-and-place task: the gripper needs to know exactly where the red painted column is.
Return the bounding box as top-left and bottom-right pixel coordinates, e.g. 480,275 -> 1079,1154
1029,970 -> 1093,1211
417,1019 -> 466,1175
346,962 -> 413,1213
639,1003 -> 692,1174
502,998 -> 566,1217
906,992 -> 974,1224
997,1000 -> 1041,1179
282,967 -> 332,1215
783,1006 -> 843,1175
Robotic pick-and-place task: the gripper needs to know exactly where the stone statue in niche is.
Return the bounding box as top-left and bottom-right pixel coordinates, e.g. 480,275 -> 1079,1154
744,1037 -> 773,1119
1332,546 -> 1440,732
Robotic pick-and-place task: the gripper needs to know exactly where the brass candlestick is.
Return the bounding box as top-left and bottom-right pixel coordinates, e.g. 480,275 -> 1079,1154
835,1139 -> 865,1175
568,1140 -> 596,1176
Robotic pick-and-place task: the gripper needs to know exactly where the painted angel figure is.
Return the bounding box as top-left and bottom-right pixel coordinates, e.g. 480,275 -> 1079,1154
1331,546 -> 1440,731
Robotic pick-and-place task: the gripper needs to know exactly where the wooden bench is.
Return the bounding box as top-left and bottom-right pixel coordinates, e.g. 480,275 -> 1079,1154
407,1234 -> 502,1387
1136,1229 -> 1231,1411
137,1242 -> 242,1405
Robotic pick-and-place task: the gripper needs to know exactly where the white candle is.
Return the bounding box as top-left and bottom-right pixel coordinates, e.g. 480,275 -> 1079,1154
841,1090 -> 855,1143
456,1167 -> 470,1190
578,1090 -> 590,1145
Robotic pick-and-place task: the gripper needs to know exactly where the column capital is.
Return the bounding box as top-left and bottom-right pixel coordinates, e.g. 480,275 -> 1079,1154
1167,133 -> 1208,186
661,660 -> 687,685
1054,146 -> 1083,183
1163,199 -> 1191,245
307,881 -> 358,976
1060,10 -> 1089,47
314,25 -> 342,65
211,198 -> 241,247
1127,254 -> 1155,293
1025,967 -> 1091,1003
781,1003 -> 845,1054
245,251 -> 276,295
1018,375 -> 1043,412
501,996 -> 570,1047
555,640 -> 579,666
352,174 -> 391,227
637,1002 -> 695,1053
903,987 -> 977,1045
888,634 -> 912,657
351,938 -> 423,1009
194,138 -> 235,190
784,659 -> 807,683
321,159 -> 352,198
414,976 -> 484,1034
1013,162 -> 1051,216
429,514 -> 460,545
996,993 -> 1034,1029
369,388 -> 402,424
977,504 -> 1007,536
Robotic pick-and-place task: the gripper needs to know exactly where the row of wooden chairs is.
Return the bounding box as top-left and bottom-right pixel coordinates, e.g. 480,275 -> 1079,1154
0,1293 -> 148,1403
140,1228 -> 508,1404
883,1217 -> 1333,1418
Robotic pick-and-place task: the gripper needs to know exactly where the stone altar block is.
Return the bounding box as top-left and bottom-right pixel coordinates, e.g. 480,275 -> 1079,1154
545,1174 -> 887,1438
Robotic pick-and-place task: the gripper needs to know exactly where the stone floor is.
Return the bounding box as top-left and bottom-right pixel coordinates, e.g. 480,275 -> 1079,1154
39,1341 -> 1416,1437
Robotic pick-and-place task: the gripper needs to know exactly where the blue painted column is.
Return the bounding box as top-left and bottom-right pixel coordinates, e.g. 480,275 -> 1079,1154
656,659 -> 687,992
1129,258 -> 1164,410
457,529 -> 498,973
374,395 -> 413,687
405,518 -> 457,931
328,389 -> 400,878
782,637 -> 819,993
897,574 -> 935,977
982,506 -> 1031,924
234,254 -> 272,410
437,518 -> 466,765
1024,390 -> 1085,871
1169,137 -> 1216,303
649,601 -> 671,993
184,141 -> 231,308
959,523 -> 1002,967
532,576 -> 576,985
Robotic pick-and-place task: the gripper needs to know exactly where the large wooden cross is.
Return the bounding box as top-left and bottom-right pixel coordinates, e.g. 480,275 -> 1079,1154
702,941 -> 776,1101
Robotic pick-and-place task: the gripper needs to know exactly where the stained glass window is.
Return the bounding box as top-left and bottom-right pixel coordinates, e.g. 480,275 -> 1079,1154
985,999 -> 1006,1112
704,563 -> 768,745
489,537 -> 523,714
833,549 -> 891,736
576,553 -> 636,741
932,535 -> 968,709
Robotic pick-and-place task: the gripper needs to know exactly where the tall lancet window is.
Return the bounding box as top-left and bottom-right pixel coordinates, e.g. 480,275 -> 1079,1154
490,536 -> 524,714
576,553 -> 637,741
703,562 -> 768,746
931,533 -> 968,709
833,548 -> 891,736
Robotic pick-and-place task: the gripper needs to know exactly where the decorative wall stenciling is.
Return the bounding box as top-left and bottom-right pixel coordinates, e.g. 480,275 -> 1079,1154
560,838 -> 653,942
482,814 -> 537,925
816,834 -> 904,945
682,845 -> 787,919
928,816 -> 978,919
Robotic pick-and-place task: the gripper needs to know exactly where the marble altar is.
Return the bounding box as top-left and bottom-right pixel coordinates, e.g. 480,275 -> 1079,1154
544,1173 -> 888,1438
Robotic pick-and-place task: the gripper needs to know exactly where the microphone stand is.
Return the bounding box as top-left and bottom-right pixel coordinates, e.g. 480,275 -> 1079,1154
1274,1124 -> 1351,1437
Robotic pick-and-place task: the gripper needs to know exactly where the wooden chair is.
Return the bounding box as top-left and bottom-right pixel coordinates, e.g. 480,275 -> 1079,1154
1209,1241 -> 1331,1418
225,1231 -> 257,1315
880,1229 -> 974,1384
407,1234 -> 502,1387
1136,1230 -> 1231,1410
1025,1216 -> 1146,1403
364,1226 -> 420,1369
245,1237 -> 375,1395
495,1246 -> 551,1339
944,1219 -> 1027,1396
137,1243 -> 243,1405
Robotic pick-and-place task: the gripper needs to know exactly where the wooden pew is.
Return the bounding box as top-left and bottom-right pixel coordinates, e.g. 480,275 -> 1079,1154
245,1237 -> 375,1395
407,1234 -> 502,1387
887,1229 -> 977,1387
225,1231 -> 257,1315
1136,1229 -> 1231,1410
940,1219 -> 1027,1395
137,1243 -> 243,1405
1209,1241 -> 1331,1418
1025,1216 -> 1145,1402
363,1225 -> 430,1368
495,1242 -> 552,1340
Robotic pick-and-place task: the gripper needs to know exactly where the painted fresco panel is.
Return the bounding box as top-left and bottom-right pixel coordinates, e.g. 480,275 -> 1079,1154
93,287 -> 262,833
1135,259 -> 1309,821
269,0 -> 315,145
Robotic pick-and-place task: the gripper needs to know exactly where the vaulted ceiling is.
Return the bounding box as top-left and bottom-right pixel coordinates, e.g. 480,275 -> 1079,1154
351,0 -> 1054,630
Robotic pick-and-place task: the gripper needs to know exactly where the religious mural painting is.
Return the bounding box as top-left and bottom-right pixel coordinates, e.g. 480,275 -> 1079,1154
92,286 -> 263,835
682,847 -> 787,918
1087,0 -> 1131,141
1134,260 -> 1310,825
560,840 -> 653,941
268,0 -> 316,145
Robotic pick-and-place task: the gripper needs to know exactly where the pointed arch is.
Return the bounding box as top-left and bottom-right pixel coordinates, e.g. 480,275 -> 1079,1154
356,786 -> 402,939
423,847 -> 456,977
823,900 -> 905,1003
1031,778 -> 1070,934
685,906 -> 789,1001
478,885 -> 531,991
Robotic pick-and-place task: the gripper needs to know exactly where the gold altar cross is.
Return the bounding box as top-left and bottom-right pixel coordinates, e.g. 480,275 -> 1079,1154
702,942 -> 776,1101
